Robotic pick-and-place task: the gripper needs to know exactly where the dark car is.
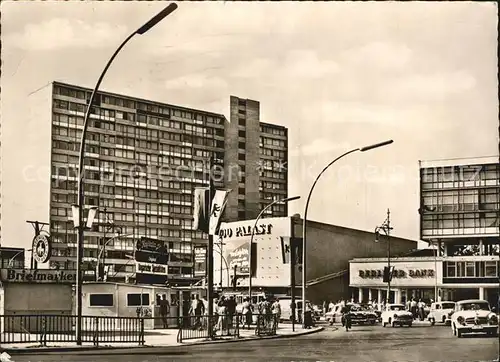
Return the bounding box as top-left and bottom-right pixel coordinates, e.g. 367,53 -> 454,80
342,304 -> 378,326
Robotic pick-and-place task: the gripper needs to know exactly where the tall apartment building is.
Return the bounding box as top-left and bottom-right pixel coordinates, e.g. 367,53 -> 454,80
418,156 -> 499,304
224,96 -> 288,221
47,82 -> 288,284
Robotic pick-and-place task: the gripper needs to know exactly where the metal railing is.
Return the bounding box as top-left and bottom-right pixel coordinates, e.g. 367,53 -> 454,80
176,313 -> 280,342
255,314 -> 278,336
177,314 -> 240,343
0,315 -> 145,346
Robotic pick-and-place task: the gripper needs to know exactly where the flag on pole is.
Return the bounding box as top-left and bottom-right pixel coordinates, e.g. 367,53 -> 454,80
193,187 -> 210,233
209,189 -> 230,236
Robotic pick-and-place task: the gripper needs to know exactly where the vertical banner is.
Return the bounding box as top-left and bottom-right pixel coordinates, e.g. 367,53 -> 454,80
281,237 -> 291,264
194,246 -> 207,277
193,187 -> 210,233
209,190 -> 230,236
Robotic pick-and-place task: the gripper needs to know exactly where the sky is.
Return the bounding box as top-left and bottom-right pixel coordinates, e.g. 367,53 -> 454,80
1,1 -> 498,253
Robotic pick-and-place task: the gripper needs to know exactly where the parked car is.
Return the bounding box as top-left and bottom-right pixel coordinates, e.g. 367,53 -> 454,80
450,299 -> 498,338
381,303 -> 413,327
427,301 -> 456,326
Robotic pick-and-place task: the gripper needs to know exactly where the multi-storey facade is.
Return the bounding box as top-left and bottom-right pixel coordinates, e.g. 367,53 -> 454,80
48,82 -> 288,285
349,157 -> 499,306
224,96 -> 288,221
50,82 -> 225,284
418,157 -> 499,305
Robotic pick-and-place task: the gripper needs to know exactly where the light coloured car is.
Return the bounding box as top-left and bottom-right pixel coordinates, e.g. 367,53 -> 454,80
427,301 -> 456,326
450,299 -> 498,338
381,303 -> 413,327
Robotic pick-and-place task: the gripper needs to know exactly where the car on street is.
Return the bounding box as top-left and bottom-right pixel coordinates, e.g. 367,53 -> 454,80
326,303 -> 377,326
381,303 -> 413,327
450,299 -> 498,338
427,301 -> 456,326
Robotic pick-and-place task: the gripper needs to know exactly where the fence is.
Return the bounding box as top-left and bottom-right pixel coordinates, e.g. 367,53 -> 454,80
177,313 -> 279,342
177,314 -> 241,343
0,315 -> 145,346
255,314 -> 278,337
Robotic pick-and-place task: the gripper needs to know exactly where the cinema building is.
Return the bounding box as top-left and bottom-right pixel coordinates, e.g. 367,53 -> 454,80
214,216 -> 417,304
349,157 -> 500,306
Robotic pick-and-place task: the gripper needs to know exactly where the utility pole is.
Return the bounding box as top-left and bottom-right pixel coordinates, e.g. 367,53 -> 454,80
206,155 -> 215,339
375,209 -> 393,303
290,216 -> 296,332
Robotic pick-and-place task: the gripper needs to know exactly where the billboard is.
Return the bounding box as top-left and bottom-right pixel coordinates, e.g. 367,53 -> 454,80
134,237 -> 168,282
215,217 -> 294,287
194,246 -> 207,277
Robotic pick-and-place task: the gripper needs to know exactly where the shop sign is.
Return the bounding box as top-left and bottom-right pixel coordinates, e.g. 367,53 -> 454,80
32,234 -> 52,264
350,260 -> 441,287
194,246 -> 207,277
1,269 -> 76,283
359,269 -> 435,279
135,262 -> 167,275
135,237 -> 168,266
218,223 -> 273,239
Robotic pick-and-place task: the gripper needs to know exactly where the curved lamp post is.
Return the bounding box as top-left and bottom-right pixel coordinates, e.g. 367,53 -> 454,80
96,231 -> 135,281
75,3 -> 178,345
8,249 -> 32,268
301,140 -> 393,327
248,195 -> 301,301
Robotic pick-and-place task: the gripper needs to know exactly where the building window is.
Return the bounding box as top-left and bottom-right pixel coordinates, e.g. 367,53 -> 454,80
127,293 -> 150,307
238,130 -> 246,138
89,294 -> 114,307
238,118 -> 246,126
238,142 -> 245,149
446,262 -> 456,277
484,261 -> 497,277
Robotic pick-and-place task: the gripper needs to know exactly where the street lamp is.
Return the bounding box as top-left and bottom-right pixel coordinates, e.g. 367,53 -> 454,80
74,3 -> 178,345
212,246 -> 231,288
301,140 -> 393,327
248,195 -> 301,302
8,249 -> 31,269
375,208 -> 394,304
95,231 -> 136,282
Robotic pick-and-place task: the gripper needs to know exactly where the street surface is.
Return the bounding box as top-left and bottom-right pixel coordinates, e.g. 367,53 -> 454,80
9,323 -> 499,362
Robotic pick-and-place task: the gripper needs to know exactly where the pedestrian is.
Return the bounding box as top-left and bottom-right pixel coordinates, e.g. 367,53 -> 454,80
272,298 -> 281,328
242,297 -> 253,329
216,296 -> 227,334
194,295 -> 205,329
418,299 -> 425,321
227,296 -> 237,329
159,295 -> 170,329
410,298 -> 418,320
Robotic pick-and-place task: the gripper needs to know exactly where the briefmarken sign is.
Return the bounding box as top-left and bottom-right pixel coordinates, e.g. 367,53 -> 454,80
0,269 -> 76,283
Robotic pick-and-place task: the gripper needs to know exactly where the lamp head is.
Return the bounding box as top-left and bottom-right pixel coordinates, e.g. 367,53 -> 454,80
374,229 -> 380,243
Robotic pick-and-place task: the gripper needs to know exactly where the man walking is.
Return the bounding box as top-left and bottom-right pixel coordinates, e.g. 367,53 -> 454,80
159,295 -> 170,328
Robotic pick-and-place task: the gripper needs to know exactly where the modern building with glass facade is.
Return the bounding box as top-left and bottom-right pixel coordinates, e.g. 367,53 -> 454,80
348,156 -> 499,306
419,156 -> 499,305
46,82 -> 288,285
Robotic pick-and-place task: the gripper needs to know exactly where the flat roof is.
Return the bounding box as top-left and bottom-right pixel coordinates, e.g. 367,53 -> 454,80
53,81 -> 226,118
419,156 -> 499,168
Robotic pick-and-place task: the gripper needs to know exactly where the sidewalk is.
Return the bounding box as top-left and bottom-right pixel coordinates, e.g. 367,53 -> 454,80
1,323 -> 323,353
